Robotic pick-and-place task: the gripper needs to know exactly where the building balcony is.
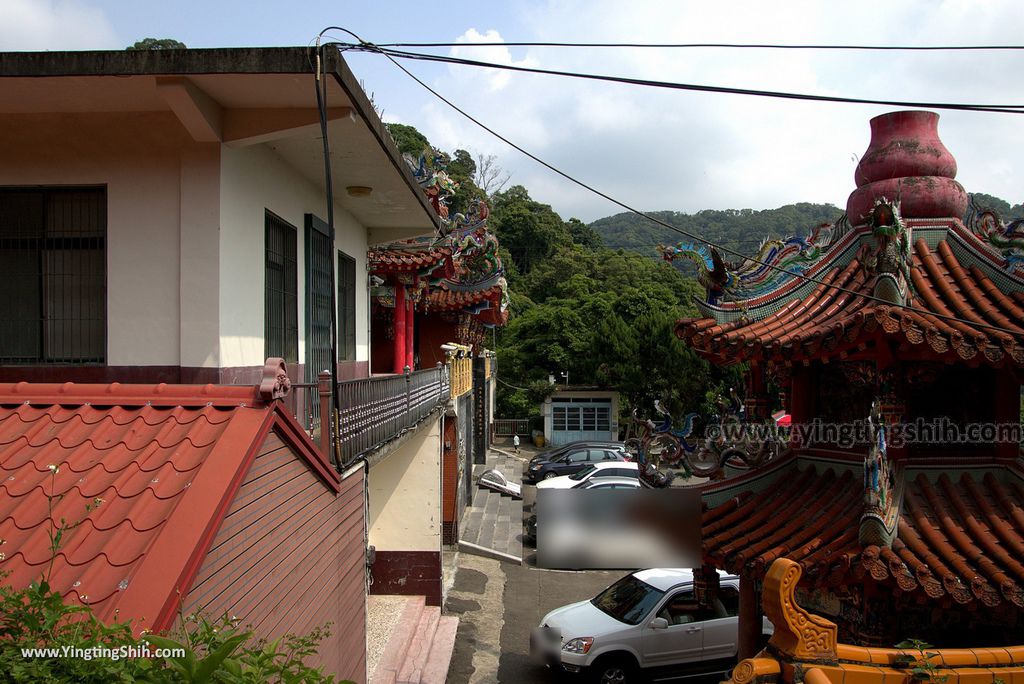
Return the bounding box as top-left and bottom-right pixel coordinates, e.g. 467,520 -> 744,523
284,365 -> 451,467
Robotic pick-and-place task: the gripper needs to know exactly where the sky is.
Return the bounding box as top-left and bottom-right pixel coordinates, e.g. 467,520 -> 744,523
3,0 -> 1024,225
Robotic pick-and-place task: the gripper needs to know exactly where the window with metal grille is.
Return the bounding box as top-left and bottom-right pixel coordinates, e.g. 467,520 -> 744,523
305,215 -> 332,378
338,251 -> 356,361
0,187 -> 106,364
265,212 -> 298,363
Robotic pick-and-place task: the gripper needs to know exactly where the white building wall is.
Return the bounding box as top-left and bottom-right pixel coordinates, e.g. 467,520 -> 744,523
218,144 -> 370,370
0,112 -> 196,368
367,415 -> 442,551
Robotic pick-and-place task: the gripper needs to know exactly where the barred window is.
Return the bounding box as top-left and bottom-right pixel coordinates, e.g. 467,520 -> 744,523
0,187 -> 106,364
265,212 -> 298,363
338,251 -> 356,361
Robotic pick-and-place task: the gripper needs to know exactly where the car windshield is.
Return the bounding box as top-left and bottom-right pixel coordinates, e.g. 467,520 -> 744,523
569,465 -> 597,481
591,575 -> 665,626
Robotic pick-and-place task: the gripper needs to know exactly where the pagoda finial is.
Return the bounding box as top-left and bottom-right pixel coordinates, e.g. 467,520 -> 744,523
846,110 -> 967,224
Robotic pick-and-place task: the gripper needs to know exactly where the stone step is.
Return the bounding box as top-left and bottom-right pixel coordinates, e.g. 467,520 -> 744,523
370,595 -> 426,684
396,605 -> 441,683
420,615 -> 459,684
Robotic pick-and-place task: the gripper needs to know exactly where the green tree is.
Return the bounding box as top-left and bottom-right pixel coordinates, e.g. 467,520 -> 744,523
127,38 -> 186,50
385,123 -> 431,157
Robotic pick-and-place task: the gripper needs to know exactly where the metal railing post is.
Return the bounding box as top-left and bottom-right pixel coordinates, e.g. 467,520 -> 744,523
318,371 -> 333,466
404,366 -> 411,418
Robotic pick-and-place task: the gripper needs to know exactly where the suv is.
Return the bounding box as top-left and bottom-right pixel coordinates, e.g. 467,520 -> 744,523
531,569 -> 772,683
525,447 -> 626,483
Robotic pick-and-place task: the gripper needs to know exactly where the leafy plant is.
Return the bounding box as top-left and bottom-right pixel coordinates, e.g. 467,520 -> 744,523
894,639 -> 948,683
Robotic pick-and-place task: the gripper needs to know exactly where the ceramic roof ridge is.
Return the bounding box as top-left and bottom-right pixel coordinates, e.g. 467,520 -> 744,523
0,381 -> 263,407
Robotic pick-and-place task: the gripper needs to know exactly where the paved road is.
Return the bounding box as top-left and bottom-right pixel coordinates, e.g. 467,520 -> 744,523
445,551 -> 619,683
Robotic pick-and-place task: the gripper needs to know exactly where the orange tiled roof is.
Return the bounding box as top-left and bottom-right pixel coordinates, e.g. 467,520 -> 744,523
703,463 -> 1024,608
0,380 -> 338,634
425,284 -> 505,311
678,228 -> 1024,367
369,247 -> 452,273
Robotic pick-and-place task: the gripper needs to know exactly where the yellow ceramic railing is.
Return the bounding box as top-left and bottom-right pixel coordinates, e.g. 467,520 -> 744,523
447,345 -> 473,398
730,558 -> 1024,684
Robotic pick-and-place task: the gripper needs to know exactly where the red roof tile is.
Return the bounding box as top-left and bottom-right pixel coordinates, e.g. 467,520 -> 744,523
678,226 -> 1024,367
424,284 -> 505,311
0,380 -> 338,634
369,247 -> 453,274
702,463 -> 1024,608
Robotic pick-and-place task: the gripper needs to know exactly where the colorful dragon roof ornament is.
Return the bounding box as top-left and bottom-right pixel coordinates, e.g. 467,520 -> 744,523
371,147 -> 509,332
657,219 -> 840,305
966,195 -> 1024,274
404,151 -> 458,220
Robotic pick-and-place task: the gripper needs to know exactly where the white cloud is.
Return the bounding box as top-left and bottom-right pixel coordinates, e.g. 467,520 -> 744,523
0,0 -> 118,51
376,1 -> 1024,225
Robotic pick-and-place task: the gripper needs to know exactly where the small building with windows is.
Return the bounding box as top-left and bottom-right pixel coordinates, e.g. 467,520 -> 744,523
0,47 -> 438,387
542,387 -> 620,446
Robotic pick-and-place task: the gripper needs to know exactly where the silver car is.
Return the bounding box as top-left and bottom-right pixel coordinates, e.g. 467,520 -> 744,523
531,568 -> 773,683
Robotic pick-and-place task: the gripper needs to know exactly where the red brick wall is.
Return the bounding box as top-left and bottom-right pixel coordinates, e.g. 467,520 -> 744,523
182,432 -> 366,683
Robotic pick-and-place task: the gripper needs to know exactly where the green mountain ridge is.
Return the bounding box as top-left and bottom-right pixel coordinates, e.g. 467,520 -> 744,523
588,194 -> 1024,267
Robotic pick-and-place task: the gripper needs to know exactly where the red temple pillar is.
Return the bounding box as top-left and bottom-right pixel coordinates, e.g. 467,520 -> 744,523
393,285 -> 406,374
405,298 -> 415,370
744,362 -> 770,421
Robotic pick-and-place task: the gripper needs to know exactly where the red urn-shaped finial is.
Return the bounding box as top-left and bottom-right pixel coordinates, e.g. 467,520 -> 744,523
846,110 -> 967,224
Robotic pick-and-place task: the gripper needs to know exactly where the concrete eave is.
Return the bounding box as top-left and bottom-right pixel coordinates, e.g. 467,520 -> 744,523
0,47 -> 440,236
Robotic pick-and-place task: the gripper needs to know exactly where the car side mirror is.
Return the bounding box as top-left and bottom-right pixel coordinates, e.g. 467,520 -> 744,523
649,617 -> 669,630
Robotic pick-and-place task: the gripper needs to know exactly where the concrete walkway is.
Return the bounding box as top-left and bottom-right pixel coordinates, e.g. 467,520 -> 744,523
460,448 -> 525,563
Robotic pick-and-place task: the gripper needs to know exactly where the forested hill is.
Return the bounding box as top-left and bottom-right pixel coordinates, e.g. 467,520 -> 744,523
589,193 -> 1024,262
589,203 -> 844,259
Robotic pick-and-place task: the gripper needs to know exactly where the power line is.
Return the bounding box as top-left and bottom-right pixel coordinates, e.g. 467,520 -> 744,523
319,29 -> 1024,340
368,40 -> 1024,52
336,43 -> 1024,115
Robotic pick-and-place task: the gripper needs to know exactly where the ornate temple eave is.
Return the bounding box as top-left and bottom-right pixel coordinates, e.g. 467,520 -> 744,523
701,461 -> 1024,610
676,221 -> 1024,369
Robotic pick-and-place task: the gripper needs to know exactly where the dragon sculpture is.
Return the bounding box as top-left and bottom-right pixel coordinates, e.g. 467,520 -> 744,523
657,242 -> 734,304
857,198 -> 914,305
966,194 -> 1024,274
657,220 -> 836,305
404,150 -> 458,221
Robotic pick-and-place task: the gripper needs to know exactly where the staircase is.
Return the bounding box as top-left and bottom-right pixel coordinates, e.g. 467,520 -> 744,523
369,595 -> 459,684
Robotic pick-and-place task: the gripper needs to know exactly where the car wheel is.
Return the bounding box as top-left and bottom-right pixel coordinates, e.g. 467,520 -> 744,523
590,655 -> 638,684
543,471 -> 558,480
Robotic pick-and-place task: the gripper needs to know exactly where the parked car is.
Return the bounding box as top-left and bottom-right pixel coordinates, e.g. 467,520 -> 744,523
529,440 -> 626,465
525,446 -> 627,483
531,568 -> 773,684
576,477 -> 644,490
536,461 -> 640,490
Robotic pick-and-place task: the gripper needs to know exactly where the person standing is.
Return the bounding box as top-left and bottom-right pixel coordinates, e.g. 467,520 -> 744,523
513,434 -> 520,453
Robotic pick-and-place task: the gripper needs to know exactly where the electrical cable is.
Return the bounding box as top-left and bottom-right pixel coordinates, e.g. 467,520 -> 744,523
336,43 -> 1024,115
313,36 -> 344,467
321,30 -> 1024,340
369,40 -> 1024,52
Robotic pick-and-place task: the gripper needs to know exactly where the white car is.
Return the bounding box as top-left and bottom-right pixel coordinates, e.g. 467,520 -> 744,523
536,461 -> 640,490
531,568 -> 773,684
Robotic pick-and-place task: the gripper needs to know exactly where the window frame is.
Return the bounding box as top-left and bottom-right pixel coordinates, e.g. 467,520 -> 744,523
264,210 -> 299,364
0,186 -> 107,365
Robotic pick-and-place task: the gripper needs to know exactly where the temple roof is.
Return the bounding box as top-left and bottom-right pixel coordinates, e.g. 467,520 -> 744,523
677,220 -> 1024,367
369,246 -> 453,274
702,457 -> 1024,609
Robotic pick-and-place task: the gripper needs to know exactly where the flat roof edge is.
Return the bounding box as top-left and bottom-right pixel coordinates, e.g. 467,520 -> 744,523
0,47 -> 318,77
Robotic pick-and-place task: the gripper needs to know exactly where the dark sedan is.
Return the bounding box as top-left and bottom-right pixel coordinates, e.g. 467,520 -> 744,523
524,446 -> 627,483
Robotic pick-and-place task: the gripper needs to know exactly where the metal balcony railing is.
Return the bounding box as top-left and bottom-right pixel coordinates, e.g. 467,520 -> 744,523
335,365 -> 450,465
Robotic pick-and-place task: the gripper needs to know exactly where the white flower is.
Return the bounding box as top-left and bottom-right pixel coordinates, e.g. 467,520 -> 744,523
47,464 -> 59,473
